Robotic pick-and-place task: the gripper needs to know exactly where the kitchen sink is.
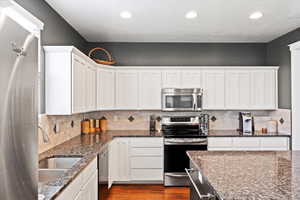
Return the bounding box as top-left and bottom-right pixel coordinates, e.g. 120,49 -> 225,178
38,169 -> 67,183
39,156 -> 82,169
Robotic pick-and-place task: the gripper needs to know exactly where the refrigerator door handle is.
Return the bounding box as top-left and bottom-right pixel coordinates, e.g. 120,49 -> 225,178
11,42 -> 27,56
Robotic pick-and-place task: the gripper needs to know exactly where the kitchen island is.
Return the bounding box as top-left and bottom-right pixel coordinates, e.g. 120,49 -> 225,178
187,151 -> 300,200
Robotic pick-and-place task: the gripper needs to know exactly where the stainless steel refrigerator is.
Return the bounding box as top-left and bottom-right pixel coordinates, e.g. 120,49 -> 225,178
0,12 -> 38,200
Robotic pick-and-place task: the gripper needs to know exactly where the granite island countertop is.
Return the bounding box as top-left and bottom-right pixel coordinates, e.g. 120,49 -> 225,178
187,151 -> 300,200
39,130 -> 162,200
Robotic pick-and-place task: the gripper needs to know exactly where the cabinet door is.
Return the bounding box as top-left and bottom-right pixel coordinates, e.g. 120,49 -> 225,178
203,70 -> 225,109
208,137 -> 233,151
81,172 -> 98,200
225,70 -> 251,109
72,54 -> 86,113
181,70 -> 203,88
139,70 -> 162,109
74,191 -> 83,200
108,139 -> 117,188
251,70 -> 277,110
116,138 -> 130,181
86,65 -> 97,111
116,70 -> 138,109
108,138 -> 130,185
162,70 -> 181,88
97,68 -> 115,110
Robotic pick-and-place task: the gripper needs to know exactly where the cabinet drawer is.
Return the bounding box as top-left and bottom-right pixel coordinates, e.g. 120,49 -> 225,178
131,169 -> 163,181
130,138 -> 163,147
131,147 -> 163,156
232,138 -> 260,150
81,157 -> 97,184
260,137 -> 289,150
208,137 -> 233,148
131,156 -> 163,169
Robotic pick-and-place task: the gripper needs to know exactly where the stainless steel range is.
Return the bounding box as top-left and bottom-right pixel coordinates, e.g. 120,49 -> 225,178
162,115 -> 209,186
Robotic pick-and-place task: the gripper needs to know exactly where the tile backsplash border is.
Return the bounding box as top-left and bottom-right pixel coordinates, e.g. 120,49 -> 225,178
38,109 -> 291,153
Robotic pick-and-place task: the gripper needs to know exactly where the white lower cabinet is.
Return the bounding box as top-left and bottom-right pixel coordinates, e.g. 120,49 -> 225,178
108,137 -> 163,186
56,157 -> 98,200
208,137 -> 290,151
260,137 -> 290,150
80,172 -> 98,200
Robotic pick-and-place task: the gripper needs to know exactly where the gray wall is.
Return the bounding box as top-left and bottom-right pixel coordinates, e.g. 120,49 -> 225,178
15,0 -> 86,50
15,0 -> 87,113
266,28 -> 300,109
86,43 -> 267,66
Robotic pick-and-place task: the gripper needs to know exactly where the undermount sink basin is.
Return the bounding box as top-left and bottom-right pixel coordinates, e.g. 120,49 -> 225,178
39,156 -> 82,169
38,169 -> 67,183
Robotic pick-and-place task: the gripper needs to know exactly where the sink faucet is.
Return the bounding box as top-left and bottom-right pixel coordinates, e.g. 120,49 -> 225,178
38,125 -> 49,143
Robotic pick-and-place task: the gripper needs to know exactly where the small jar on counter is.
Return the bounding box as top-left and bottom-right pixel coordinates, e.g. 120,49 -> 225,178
81,119 -> 90,134
100,116 -> 108,132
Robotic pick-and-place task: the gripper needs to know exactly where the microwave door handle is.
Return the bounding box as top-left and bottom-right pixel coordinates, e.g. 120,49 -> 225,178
193,93 -> 197,110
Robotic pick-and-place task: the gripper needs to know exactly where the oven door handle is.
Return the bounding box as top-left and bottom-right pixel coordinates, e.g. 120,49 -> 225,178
185,168 -> 216,200
164,140 -> 207,145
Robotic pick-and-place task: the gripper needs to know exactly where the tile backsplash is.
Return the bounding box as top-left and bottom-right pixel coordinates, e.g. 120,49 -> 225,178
38,114 -> 82,153
38,109 -> 291,153
86,109 -> 291,133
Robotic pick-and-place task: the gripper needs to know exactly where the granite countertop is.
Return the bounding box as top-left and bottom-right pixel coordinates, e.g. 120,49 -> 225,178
39,130 -> 162,200
187,151 -> 300,200
208,130 -> 291,137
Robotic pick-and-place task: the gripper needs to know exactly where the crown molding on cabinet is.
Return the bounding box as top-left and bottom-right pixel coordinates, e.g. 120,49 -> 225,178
289,41 -> 300,51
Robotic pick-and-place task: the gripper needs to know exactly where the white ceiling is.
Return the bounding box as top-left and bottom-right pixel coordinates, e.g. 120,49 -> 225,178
45,0 -> 300,43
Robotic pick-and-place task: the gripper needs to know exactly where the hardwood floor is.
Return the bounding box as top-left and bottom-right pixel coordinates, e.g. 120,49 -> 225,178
99,184 -> 190,200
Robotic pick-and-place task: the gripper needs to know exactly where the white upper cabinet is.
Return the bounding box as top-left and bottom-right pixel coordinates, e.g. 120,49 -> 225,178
97,68 -> 115,110
181,70 -> 203,88
45,46 -> 101,115
203,69 -> 226,109
162,70 -> 181,88
251,69 -> 277,110
225,69 -> 251,109
225,68 -> 278,110
85,64 -> 97,112
116,69 -> 139,109
72,54 -> 86,114
45,47 -> 279,112
138,70 -> 162,109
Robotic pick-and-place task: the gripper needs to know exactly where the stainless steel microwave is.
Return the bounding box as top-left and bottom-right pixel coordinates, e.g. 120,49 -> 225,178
162,88 -> 203,111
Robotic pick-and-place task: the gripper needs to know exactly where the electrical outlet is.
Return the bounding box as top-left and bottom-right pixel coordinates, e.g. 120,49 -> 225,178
53,123 -> 60,133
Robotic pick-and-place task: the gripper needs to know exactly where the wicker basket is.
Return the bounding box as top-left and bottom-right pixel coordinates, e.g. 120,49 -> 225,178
88,47 -> 116,65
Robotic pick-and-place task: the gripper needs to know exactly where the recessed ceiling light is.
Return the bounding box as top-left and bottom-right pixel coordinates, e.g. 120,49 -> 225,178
120,11 -> 132,19
249,11 -> 263,20
185,10 -> 198,19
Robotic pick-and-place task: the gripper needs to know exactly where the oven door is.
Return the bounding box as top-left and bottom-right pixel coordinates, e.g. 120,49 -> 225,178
162,93 -> 195,111
164,139 -> 207,186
